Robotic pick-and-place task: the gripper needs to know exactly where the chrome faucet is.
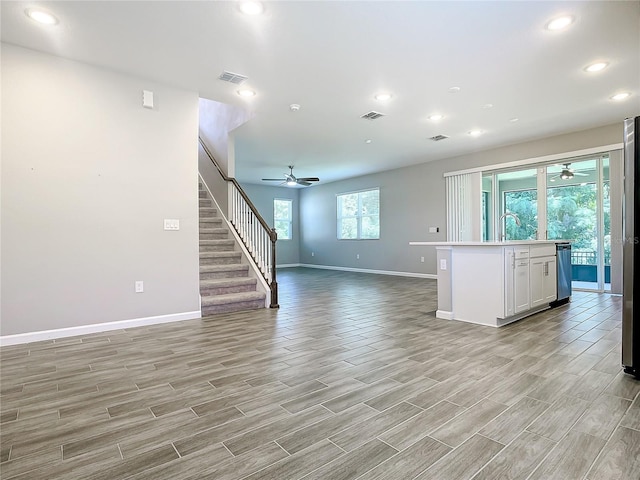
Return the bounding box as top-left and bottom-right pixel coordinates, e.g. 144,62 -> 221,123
499,212 -> 521,241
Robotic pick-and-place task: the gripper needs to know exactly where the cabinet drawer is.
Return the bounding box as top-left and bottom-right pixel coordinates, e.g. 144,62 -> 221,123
530,244 -> 556,258
515,247 -> 530,259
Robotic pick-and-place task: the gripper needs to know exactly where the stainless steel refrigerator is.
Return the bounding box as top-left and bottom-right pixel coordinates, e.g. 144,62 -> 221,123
623,115 -> 640,379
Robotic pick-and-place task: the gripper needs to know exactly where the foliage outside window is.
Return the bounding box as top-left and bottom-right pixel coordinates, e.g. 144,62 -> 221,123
503,189 -> 538,240
337,189 -> 380,239
274,199 -> 292,240
547,182 -> 610,264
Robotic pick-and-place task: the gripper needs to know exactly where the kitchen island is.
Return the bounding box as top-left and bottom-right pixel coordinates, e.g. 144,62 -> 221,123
409,241 -> 569,327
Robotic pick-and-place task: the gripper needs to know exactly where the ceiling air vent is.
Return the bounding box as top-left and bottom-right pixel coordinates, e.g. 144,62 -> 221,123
429,134 -> 449,142
360,111 -> 386,120
218,71 -> 248,84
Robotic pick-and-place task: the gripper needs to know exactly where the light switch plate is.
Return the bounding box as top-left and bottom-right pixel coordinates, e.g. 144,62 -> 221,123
164,219 -> 179,230
429,226 -> 439,233
142,90 -> 154,109
440,259 -> 447,270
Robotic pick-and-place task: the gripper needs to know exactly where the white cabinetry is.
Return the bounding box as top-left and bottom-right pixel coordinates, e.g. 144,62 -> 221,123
515,254 -> 531,313
530,245 -> 557,309
504,247 -> 530,317
421,241 -> 567,327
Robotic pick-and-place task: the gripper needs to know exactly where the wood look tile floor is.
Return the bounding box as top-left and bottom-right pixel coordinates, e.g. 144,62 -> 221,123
1,267 -> 639,480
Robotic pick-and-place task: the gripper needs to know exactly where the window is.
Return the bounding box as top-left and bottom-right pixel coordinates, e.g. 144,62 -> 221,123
337,188 -> 379,239
502,188 -> 538,240
274,199 -> 292,240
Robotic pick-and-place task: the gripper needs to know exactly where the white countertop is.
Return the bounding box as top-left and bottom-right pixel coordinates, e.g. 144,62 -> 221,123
409,240 -> 571,246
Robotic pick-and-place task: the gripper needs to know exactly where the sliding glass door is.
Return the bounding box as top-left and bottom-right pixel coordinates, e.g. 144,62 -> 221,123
482,155 -> 611,292
496,168 -> 538,241
546,157 -> 609,291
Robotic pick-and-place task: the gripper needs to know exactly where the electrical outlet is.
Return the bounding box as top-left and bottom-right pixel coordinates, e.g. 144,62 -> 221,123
356,254 -> 360,259
135,281 -> 144,293
421,256 -> 425,263
440,259 -> 447,270
311,252 -> 315,257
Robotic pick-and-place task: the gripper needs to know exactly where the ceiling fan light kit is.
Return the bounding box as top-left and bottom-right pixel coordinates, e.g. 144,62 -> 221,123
549,162 -> 589,182
262,166 -> 320,187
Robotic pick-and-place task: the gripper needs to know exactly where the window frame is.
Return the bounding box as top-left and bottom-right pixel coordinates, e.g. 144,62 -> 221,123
273,198 -> 293,240
336,188 -> 380,240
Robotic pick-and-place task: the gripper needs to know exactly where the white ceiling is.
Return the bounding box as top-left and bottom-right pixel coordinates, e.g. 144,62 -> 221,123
2,1 -> 639,186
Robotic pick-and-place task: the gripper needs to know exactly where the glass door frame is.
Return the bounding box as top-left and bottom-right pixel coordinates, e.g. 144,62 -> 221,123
484,154 -> 610,293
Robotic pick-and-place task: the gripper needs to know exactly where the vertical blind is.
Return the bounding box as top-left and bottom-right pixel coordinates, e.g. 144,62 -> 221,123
445,172 -> 482,241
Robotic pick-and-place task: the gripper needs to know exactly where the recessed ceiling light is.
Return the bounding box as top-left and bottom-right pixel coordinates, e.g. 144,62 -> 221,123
374,93 -> 392,101
365,139 -> 372,144
237,89 -> 256,97
610,92 -> 631,101
468,130 -> 484,137
239,1 -> 264,15
448,86 -> 461,93
25,8 -> 58,25
509,118 -> 519,123
481,103 -> 494,109
429,114 -> 444,122
546,15 -> 574,31
585,62 -> 609,73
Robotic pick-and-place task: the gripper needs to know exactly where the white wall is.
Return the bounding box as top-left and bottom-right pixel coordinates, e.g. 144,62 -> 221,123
299,123 -> 623,276
198,98 -> 253,217
1,44 -> 200,337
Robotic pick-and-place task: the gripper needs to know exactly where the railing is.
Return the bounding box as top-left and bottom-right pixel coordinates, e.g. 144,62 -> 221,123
199,137 -> 279,308
571,250 -> 611,266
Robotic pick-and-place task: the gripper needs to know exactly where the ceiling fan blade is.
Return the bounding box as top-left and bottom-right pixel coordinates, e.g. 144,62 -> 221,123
572,172 -> 589,176
297,180 -> 312,186
549,174 -> 561,182
262,178 -> 284,181
297,177 -> 320,182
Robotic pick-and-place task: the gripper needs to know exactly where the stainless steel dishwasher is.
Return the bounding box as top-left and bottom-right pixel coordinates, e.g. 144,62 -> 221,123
552,242 -> 572,306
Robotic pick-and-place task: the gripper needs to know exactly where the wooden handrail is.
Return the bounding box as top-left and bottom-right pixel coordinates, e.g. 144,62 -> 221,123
199,136 -> 279,308
198,137 -> 276,242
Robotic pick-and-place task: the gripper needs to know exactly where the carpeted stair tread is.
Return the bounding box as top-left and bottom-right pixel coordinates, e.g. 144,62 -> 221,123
199,207 -> 217,217
200,264 -> 249,273
200,240 -> 235,246
200,278 -> 257,289
200,251 -> 241,258
198,180 -> 266,314
201,291 -> 265,306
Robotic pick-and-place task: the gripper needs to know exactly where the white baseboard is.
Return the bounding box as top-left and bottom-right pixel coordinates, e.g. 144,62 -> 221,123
436,310 -> 455,320
297,263 -> 437,279
0,311 -> 202,347
276,263 -> 302,268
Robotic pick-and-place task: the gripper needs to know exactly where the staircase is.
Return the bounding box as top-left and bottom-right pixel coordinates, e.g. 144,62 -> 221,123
199,182 -> 266,315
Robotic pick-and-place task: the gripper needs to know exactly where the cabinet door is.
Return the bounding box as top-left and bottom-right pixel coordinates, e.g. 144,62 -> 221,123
504,248 -> 515,317
530,258 -> 545,308
514,259 -> 530,313
543,258 -> 557,302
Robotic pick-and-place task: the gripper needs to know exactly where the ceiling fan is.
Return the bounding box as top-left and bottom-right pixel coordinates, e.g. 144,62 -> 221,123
549,163 -> 589,182
262,165 -> 320,186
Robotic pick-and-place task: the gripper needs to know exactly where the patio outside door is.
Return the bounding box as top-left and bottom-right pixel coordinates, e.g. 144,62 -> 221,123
546,156 -> 610,291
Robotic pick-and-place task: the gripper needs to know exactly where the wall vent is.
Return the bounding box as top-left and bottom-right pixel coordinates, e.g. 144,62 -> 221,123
218,71 -> 248,84
429,134 -> 450,142
360,111 -> 386,120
